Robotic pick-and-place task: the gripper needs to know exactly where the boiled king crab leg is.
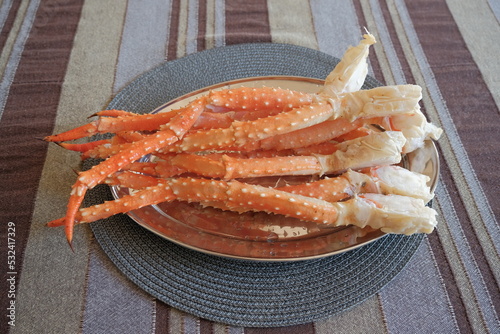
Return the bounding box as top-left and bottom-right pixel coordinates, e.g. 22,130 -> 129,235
47,173 -> 437,235
169,131 -> 406,179
62,96 -> 207,246
45,87 -> 315,143
255,84 -> 422,152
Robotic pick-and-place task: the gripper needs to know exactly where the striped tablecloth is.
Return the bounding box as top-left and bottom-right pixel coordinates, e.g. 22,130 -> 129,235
1,1 -> 499,333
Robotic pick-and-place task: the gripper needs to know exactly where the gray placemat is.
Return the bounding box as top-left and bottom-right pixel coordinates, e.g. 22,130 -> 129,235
88,43 -> 424,327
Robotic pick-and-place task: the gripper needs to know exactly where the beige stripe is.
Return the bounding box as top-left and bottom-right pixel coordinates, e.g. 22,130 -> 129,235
387,0 -> 500,284
213,0 -> 225,48
168,308 -> 185,334
267,0 -> 318,50
213,323 -> 228,334
434,196 -> 490,333
359,0 -> 395,86
446,0 -> 500,108
0,0 -> 29,76
11,1 -> 127,333
176,0 -> 189,58
315,295 -> 387,334
205,0 -> 216,49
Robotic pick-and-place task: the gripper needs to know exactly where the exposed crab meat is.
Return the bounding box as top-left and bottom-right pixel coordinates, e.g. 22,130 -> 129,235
362,165 -> 434,202
335,84 -> 422,121
389,108 -> 443,153
336,193 -> 437,234
320,31 -> 376,97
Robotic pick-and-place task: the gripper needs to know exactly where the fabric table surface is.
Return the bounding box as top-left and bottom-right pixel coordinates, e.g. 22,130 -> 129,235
1,1 -> 499,333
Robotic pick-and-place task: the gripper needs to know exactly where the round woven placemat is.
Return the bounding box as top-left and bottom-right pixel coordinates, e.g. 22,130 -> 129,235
89,43 -> 424,327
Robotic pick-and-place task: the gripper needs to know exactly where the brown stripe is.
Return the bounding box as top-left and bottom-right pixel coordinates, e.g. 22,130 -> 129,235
166,0 -> 181,60
245,322 -> 315,334
405,0 -> 500,317
199,317 -> 214,334
352,0 -> 384,84
225,0 -> 272,45
0,1 -> 84,334
197,0 -> 207,52
0,0 -> 22,53
154,299 -> 171,334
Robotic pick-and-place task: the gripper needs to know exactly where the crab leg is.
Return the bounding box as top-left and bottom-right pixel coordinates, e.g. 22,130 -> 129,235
257,118 -> 362,151
63,96 -> 207,245
320,31 -> 376,97
123,158 -> 186,178
170,131 -> 406,179
44,110 -> 180,142
48,176 -> 436,235
106,162 -> 433,202
46,87 -> 314,144
105,171 -> 161,189
92,109 -> 136,117
47,178 -> 339,226
57,139 -> 111,153
253,84 -> 421,151
208,86 -> 315,111
77,84 -> 421,159
164,100 -> 335,153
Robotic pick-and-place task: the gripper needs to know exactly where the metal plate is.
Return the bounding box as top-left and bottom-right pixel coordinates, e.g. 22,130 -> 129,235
110,76 -> 439,261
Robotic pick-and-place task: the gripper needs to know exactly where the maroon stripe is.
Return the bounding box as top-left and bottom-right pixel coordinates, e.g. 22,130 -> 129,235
199,317 -> 214,334
245,323 -> 315,334
225,0 -> 272,45
166,0 -> 181,60
197,0 -> 207,52
405,0 -> 500,318
352,0 -> 385,84
0,0 -> 22,53
0,1 -> 84,334
154,300 -> 171,334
